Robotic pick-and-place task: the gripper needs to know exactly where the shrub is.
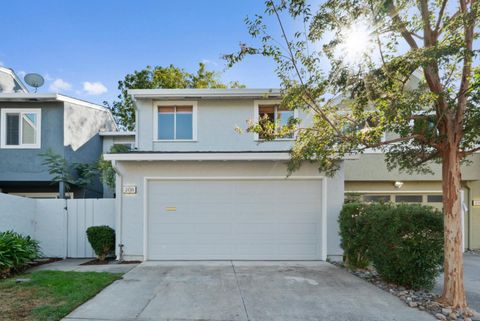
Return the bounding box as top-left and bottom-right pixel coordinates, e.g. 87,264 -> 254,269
338,202 -> 444,290
338,202 -> 371,268
86,226 -> 115,261
368,204 -> 443,290
0,231 -> 41,276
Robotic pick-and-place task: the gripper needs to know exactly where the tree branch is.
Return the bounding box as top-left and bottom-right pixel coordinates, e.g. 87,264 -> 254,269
462,146 -> 480,157
270,2 -> 343,137
434,0 -> 449,33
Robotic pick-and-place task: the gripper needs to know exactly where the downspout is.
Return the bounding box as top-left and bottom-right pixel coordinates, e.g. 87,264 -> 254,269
464,182 -> 471,250
111,160 -> 124,261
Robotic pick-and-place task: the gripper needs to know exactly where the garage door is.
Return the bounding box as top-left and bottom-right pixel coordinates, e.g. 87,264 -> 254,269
146,178 -> 324,260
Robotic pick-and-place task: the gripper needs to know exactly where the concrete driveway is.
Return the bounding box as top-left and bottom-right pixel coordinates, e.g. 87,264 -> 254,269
435,253 -> 480,312
63,261 -> 434,321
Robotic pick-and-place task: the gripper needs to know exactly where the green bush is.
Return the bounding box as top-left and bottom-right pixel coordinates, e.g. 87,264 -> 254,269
338,202 -> 371,268
368,203 -> 443,290
86,226 -> 115,261
0,231 -> 41,276
338,202 -> 444,290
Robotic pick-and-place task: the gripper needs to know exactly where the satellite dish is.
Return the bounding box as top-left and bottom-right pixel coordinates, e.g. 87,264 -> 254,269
24,73 -> 45,92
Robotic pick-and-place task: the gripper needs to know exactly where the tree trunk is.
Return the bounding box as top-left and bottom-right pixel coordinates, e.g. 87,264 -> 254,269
440,144 -> 467,308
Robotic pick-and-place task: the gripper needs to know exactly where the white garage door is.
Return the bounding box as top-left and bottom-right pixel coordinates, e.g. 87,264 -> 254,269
146,178 -> 324,260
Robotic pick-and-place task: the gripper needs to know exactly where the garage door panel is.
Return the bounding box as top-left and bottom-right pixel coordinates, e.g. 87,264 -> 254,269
147,178 -> 323,260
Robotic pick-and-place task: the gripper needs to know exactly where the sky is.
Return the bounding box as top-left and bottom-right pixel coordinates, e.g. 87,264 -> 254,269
1,0 -> 282,104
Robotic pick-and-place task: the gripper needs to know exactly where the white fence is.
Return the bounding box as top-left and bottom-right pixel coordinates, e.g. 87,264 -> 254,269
0,193 -> 115,258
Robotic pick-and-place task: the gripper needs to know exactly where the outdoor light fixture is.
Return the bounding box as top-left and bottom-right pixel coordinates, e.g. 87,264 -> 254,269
394,181 -> 404,189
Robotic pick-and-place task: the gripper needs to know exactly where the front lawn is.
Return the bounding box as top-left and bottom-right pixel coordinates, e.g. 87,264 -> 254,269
0,270 -> 122,321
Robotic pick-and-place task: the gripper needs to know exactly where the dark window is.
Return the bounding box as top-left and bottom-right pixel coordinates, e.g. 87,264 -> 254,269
427,195 -> 443,203
364,195 -> 390,202
6,113 -> 19,145
258,105 -> 294,139
395,195 -> 423,203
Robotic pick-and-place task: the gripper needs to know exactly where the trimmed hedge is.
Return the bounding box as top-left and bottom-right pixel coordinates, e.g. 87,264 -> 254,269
339,202 -> 444,290
0,231 -> 41,277
86,226 -> 115,261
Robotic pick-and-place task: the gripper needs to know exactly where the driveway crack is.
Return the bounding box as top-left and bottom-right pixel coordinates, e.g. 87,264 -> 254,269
231,261 -> 250,321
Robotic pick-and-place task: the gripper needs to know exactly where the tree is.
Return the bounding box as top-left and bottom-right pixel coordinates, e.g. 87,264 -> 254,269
40,149 -> 75,198
41,149 -> 100,198
225,0 -> 479,309
105,62 -> 245,130
74,163 -> 99,198
98,144 -> 132,189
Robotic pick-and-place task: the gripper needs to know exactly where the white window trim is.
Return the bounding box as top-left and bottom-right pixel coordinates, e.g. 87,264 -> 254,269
253,100 -> 298,141
152,101 -> 197,142
0,108 -> 41,149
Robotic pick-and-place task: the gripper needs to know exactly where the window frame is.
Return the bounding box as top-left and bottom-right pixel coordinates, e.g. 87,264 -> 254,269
153,101 -> 197,142
253,100 -> 298,141
0,108 -> 41,149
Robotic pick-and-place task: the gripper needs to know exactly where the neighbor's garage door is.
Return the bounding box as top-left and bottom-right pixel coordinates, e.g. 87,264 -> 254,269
146,178 -> 324,260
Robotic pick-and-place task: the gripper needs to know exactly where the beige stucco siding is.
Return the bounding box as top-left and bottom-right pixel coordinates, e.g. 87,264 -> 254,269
345,153 -> 480,181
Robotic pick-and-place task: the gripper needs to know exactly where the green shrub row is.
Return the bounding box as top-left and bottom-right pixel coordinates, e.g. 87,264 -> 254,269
339,202 -> 444,290
0,230 -> 41,277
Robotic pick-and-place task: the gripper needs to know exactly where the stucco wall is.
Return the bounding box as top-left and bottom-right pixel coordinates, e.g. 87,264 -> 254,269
0,102 -> 64,182
135,98 -> 312,152
0,101 -> 116,198
115,160 -> 344,260
345,153 -> 480,181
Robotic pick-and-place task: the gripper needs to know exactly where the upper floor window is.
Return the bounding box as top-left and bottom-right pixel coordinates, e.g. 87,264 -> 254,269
155,102 -> 197,141
256,103 -> 295,140
0,108 -> 41,149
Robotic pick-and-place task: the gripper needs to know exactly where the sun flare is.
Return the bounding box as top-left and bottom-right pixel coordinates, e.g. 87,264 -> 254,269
339,21 -> 374,64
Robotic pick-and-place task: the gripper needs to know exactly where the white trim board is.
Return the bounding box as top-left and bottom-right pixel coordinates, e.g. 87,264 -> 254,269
142,176 -> 327,261
104,152 -> 292,161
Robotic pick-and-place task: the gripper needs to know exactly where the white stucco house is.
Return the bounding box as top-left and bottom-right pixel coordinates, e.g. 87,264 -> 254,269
104,89 -> 345,261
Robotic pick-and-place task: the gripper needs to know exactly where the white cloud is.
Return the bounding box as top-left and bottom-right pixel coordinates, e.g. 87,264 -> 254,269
201,58 -> 219,66
17,71 -> 26,77
49,78 -> 72,92
0,61 -> 3,66
83,81 -> 108,95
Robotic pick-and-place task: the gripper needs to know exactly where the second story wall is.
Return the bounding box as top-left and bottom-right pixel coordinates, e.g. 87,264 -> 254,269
136,98 -> 311,152
0,101 -> 64,181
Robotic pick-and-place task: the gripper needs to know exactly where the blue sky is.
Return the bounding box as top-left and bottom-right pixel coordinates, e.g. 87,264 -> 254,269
2,1 -> 281,104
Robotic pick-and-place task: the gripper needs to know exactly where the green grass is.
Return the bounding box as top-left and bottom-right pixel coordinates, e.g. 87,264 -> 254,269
0,270 -> 122,321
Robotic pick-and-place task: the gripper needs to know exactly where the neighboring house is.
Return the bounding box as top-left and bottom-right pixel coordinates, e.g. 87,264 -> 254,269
104,89 -> 345,261
0,66 -> 29,93
100,131 -> 135,198
344,153 -> 480,250
0,87 -> 117,198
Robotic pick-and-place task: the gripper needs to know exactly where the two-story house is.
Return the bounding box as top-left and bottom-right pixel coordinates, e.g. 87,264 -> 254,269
105,89 -> 345,261
0,88 -> 117,198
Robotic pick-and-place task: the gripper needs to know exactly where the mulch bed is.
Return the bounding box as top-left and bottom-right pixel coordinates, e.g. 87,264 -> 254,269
80,258 -> 141,265
1,258 -> 63,279
330,261 -> 479,321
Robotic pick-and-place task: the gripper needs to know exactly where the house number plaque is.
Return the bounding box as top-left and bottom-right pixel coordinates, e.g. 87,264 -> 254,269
122,185 -> 137,195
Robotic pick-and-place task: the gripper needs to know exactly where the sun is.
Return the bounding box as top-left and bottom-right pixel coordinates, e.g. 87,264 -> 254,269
338,20 -> 374,64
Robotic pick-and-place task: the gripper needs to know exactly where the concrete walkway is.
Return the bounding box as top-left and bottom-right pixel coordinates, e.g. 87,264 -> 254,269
28,258 -> 138,274
63,261 -> 434,321
435,253 -> 480,312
